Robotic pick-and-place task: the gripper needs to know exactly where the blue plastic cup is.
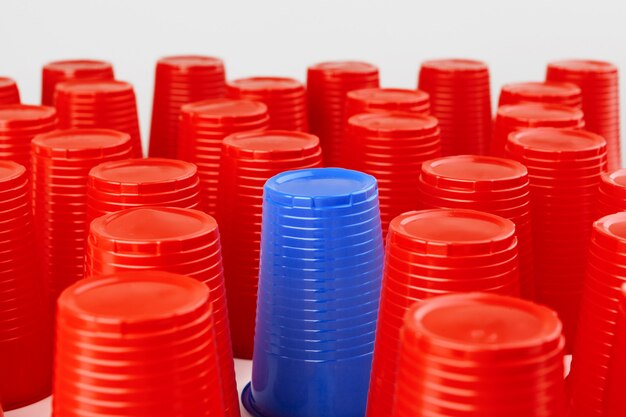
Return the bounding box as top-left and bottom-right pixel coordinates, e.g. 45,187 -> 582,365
242,168 -> 385,417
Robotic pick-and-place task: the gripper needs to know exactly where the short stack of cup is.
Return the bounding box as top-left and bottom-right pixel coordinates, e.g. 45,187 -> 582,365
243,168 -> 384,417
391,293 -> 567,417
505,127 -> 608,349
148,55 -> 226,158
597,169 -> 626,218
0,77 -> 20,105
417,155 -> 534,299
178,98 -> 269,216
85,207 -> 239,417
345,88 -> 431,120
87,158 -> 202,224
418,59 -> 492,155
54,79 -> 143,157
216,130 -> 323,358
498,81 -> 582,108
307,61 -> 380,166
0,105 -> 57,169
0,161 -> 51,411
227,77 -> 308,131
41,59 -> 114,106
492,103 -> 584,156
366,209 -> 521,417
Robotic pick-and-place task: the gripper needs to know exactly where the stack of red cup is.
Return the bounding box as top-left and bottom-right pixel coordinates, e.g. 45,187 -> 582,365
41,59 -> 114,106
31,129 -> 133,306
86,207 -> 239,417
417,155 -> 534,299
227,77 -> 308,131
54,271 -> 227,417
345,88 -> 431,120
307,61 -> 380,166
345,112 -> 442,234
492,103 -> 584,156
149,55 -> 226,158
498,81 -> 582,108
604,285 -> 626,417
0,161 -> 51,411
570,213 -> 626,417
366,209 -> 521,417
417,59 -> 492,156
0,105 -> 57,169
178,98 -> 269,216
505,127 -> 607,350
0,77 -> 20,104
597,169 -> 626,218
216,130 -> 323,358
391,293 -> 567,417
547,60 -> 621,170
55,79 -> 143,157
87,158 -> 201,225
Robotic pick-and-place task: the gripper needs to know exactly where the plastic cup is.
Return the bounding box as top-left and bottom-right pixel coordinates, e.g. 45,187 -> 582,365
41,59 -> 114,106
242,168 -> 384,417
0,77 -> 20,105
52,271 -> 226,417
498,81 -> 582,108
345,88 -> 430,121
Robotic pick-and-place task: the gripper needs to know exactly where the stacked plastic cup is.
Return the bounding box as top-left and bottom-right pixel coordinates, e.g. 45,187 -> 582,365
0,105 -> 57,169
391,293 -> 567,417
242,168 -> 384,417
597,169 -> 626,218
417,59 -> 492,156
307,61 -> 380,166
87,158 -> 201,225
547,60 -> 621,170
32,128 -> 133,307
216,130 -> 323,359
366,209 -> 521,417
345,112 -> 442,234
498,81 -> 583,108
417,155 -> 534,299
53,271 -> 226,417
569,213 -> 626,417
505,127 -> 607,350
492,103 -> 584,156
604,285 -> 626,417
0,161 -> 51,410
148,55 -> 227,158
226,77 -> 308,131
41,59 -> 114,106
0,77 -> 20,104
345,88 -> 431,120
178,98 -> 269,216
55,79 -> 143,157
86,207 -> 239,417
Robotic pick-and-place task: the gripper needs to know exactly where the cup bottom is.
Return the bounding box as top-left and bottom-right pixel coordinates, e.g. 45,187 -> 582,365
241,383 -> 265,417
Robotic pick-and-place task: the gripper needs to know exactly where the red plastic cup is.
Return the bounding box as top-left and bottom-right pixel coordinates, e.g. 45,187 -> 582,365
597,169 -> 626,218
345,112 -> 442,234
31,129 -> 133,308
418,59 -> 492,156
307,61 -> 380,166
0,77 -> 20,105
216,130 -> 323,358
0,161 -> 51,410
366,209 -> 521,417
87,158 -> 201,224
86,207 -> 239,417
498,81 -> 582,108
0,105 -> 57,169
569,213 -> 626,417
417,155 -> 534,299
54,79 -> 143,157
505,128 -> 607,350
547,60 -> 621,170
345,88 -> 430,121
41,59 -> 114,106
178,98 -> 269,216
148,56 -> 226,158
391,293 -> 567,417
53,271 -> 226,417
227,77 -> 307,132
492,103 -> 585,156
604,285 -> 626,417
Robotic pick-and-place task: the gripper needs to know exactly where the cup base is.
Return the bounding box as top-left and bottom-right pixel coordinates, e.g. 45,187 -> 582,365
241,383 -> 266,417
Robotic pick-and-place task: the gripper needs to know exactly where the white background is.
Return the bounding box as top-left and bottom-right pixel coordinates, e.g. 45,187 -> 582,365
1,0 -> 626,160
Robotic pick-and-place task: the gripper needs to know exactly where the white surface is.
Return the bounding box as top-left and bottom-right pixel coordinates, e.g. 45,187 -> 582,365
0,0 -> 625,161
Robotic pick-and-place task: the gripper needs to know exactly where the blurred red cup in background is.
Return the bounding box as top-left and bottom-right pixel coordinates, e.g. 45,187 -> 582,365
41,59 -> 114,106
